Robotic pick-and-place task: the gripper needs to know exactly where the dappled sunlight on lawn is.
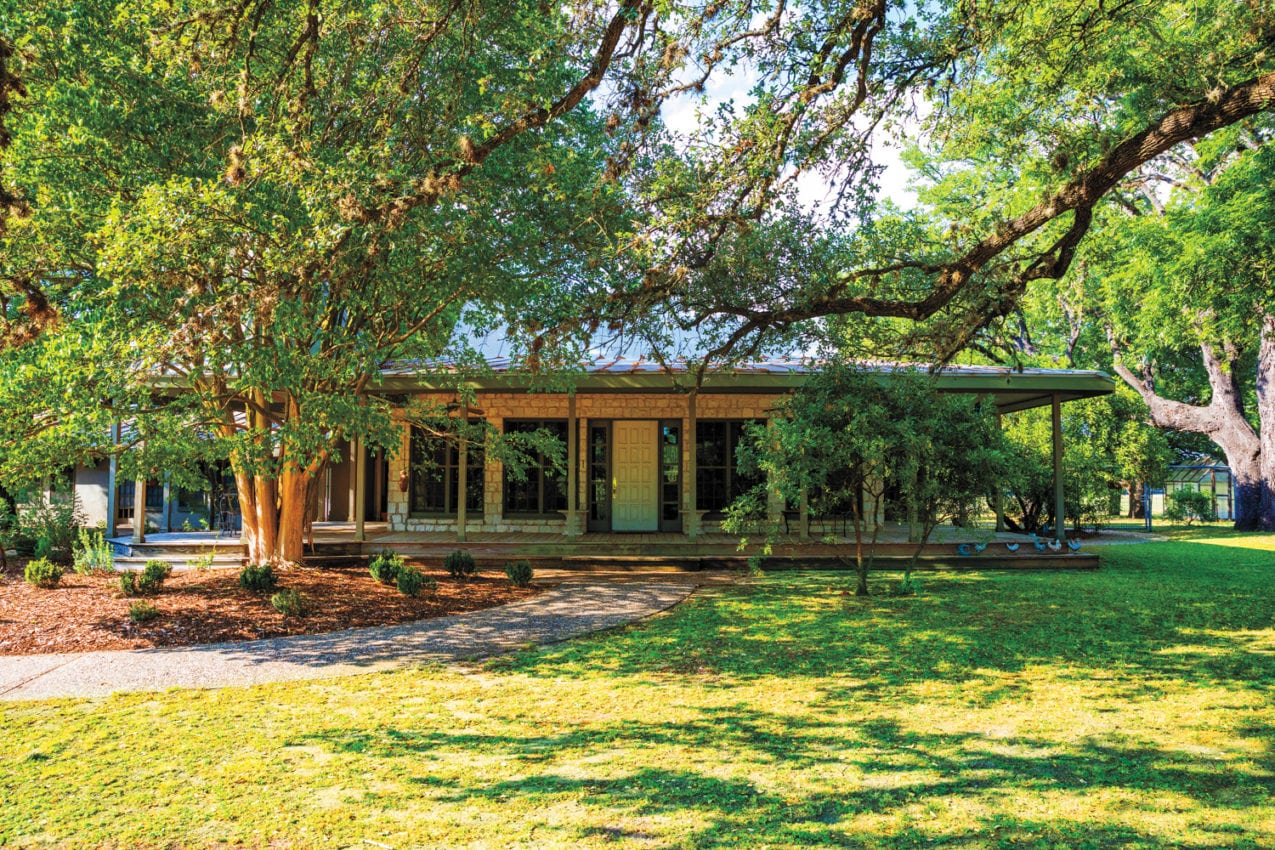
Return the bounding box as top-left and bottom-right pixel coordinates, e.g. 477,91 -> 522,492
1,531 -> 1273,847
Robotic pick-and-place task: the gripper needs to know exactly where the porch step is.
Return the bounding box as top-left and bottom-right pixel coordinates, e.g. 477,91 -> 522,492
114,553 -> 245,571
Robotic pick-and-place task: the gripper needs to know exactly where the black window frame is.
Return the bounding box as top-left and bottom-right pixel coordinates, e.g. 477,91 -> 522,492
502,419 -> 569,517
695,419 -> 762,515
408,423 -> 485,517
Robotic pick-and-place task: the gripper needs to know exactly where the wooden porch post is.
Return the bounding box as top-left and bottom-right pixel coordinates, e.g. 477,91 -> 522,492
353,438 -> 367,543
1052,393 -> 1066,542
685,391 -> 702,539
456,406 -> 468,542
132,475 -> 147,544
564,393 -> 582,539
994,411 -> 1006,532
106,422 -> 119,539
162,475 -> 173,533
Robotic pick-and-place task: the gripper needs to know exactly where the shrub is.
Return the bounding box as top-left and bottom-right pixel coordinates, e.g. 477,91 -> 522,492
15,497 -> 82,561
72,527 -> 115,574
239,564 -> 277,593
137,560 -> 171,594
505,560 -> 534,588
270,588 -> 308,617
444,549 -> 476,579
128,601 -> 160,624
119,573 -> 137,596
396,565 -> 432,597
188,552 -> 216,571
1163,489 -> 1218,525
24,557 -> 63,588
369,552 -> 403,585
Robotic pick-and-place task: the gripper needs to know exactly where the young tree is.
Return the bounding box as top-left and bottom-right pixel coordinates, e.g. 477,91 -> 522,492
737,364 -> 1007,595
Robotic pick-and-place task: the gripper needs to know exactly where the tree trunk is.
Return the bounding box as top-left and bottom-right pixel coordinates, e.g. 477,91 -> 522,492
1112,326 -> 1275,532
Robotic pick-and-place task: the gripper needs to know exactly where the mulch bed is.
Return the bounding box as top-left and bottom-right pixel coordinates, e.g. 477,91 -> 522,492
0,560 -> 540,655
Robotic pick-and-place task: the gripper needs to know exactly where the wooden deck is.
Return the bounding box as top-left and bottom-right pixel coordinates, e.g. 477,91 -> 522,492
112,523 -> 1101,570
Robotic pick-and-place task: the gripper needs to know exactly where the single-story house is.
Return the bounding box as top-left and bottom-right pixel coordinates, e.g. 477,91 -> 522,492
61,357 -> 1114,541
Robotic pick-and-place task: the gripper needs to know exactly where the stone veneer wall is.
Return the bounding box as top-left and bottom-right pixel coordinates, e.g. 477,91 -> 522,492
386,391 -> 787,535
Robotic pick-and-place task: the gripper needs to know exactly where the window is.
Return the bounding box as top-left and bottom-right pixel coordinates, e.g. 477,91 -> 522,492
503,420 -> 568,515
409,425 -> 484,516
695,420 -> 761,513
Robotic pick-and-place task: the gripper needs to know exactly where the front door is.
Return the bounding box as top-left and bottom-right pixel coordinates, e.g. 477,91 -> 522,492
612,420 -> 659,531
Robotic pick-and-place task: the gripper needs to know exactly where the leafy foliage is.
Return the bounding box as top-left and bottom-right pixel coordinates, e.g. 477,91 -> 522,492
368,553 -> 404,586
270,589 -> 308,617
127,601 -> 159,624
1164,490 -> 1220,525
238,564 -> 277,594
23,556 -> 61,588
734,363 -> 1009,594
394,565 -> 428,598
504,560 -> 533,588
72,528 -> 114,575
444,550 -> 476,580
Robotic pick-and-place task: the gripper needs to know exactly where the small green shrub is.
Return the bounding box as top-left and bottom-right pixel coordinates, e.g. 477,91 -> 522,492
137,560 -> 171,594
369,552 -> 404,585
1163,489 -> 1218,525
505,560 -> 534,588
128,601 -> 160,624
119,573 -> 137,596
24,557 -> 63,589
72,527 -> 115,574
396,564 -> 431,597
239,564 -> 277,593
270,588 -> 308,617
32,537 -> 53,560
188,552 -> 216,571
444,549 -> 476,579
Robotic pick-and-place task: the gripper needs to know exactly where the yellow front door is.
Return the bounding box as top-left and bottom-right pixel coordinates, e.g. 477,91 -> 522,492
612,420 -> 659,531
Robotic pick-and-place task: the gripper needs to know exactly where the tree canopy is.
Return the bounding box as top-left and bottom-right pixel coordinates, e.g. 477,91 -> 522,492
3,1 -> 1275,555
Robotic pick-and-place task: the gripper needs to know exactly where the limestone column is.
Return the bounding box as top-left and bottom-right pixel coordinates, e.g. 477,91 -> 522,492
456,407 -> 468,542
132,475 -> 147,544
353,438 -> 367,543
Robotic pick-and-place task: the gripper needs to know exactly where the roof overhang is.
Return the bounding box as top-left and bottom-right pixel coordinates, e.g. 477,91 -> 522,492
378,360 -> 1115,414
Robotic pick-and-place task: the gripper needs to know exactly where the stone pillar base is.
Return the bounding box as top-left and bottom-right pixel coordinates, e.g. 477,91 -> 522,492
562,509 -> 585,539
685,509 -> 711,541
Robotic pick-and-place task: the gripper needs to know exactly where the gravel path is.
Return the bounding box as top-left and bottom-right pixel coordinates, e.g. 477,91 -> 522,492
0,579 -> 697,702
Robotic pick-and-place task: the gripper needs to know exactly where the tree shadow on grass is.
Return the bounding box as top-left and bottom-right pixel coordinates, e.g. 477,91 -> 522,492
492,546 -> 1275,695
286,708 -> 1272,848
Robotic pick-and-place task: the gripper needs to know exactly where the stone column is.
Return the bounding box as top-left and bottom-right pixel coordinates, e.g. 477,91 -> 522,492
684,391 -> 700,539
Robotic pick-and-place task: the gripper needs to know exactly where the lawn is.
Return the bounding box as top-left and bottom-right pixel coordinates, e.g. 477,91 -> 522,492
3,532 -> 1273,848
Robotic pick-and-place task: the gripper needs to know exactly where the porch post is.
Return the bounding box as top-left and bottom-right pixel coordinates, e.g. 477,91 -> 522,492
456,406 -> 468,542
564,393 -> 582,539
353,438 -> 367,543
798,488 -> 810,541
132,475 -> 147,544
685,391 -> 704,539
106,422 -> 119,539
162,475 -> 173,533
994,411 -> 1006,532
1052,393 -> 1066,542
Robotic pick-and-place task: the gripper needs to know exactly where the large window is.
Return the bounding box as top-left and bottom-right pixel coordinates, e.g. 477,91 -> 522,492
409,425 -> 484,516
695,420 -> 761,513
503,420 -> 568,515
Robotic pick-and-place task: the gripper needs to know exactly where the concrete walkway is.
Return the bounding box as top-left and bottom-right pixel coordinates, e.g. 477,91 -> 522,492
0,578 -> 699,702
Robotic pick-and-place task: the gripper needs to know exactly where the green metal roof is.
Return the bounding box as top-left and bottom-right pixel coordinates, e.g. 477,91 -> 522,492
378,358 -> 1115,413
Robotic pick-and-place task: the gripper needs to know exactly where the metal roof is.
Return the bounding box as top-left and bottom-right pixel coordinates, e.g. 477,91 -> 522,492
379,357 -> 1115,413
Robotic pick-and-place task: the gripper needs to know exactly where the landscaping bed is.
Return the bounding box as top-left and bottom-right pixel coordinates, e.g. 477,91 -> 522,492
0,561 -> 539,655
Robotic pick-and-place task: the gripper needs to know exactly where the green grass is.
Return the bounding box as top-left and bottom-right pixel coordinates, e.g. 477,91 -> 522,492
4,532 -> 1274,848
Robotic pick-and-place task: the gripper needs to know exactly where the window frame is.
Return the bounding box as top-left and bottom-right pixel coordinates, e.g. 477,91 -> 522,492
694,419 -> 762,516
502,418 -> 569,518
408,423 -> 485,518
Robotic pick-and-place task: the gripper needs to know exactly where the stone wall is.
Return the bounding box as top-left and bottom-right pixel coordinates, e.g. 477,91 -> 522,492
385,390 -> 786,535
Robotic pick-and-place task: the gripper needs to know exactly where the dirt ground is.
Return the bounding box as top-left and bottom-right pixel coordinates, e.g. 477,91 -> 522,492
0,560 -> 539,655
